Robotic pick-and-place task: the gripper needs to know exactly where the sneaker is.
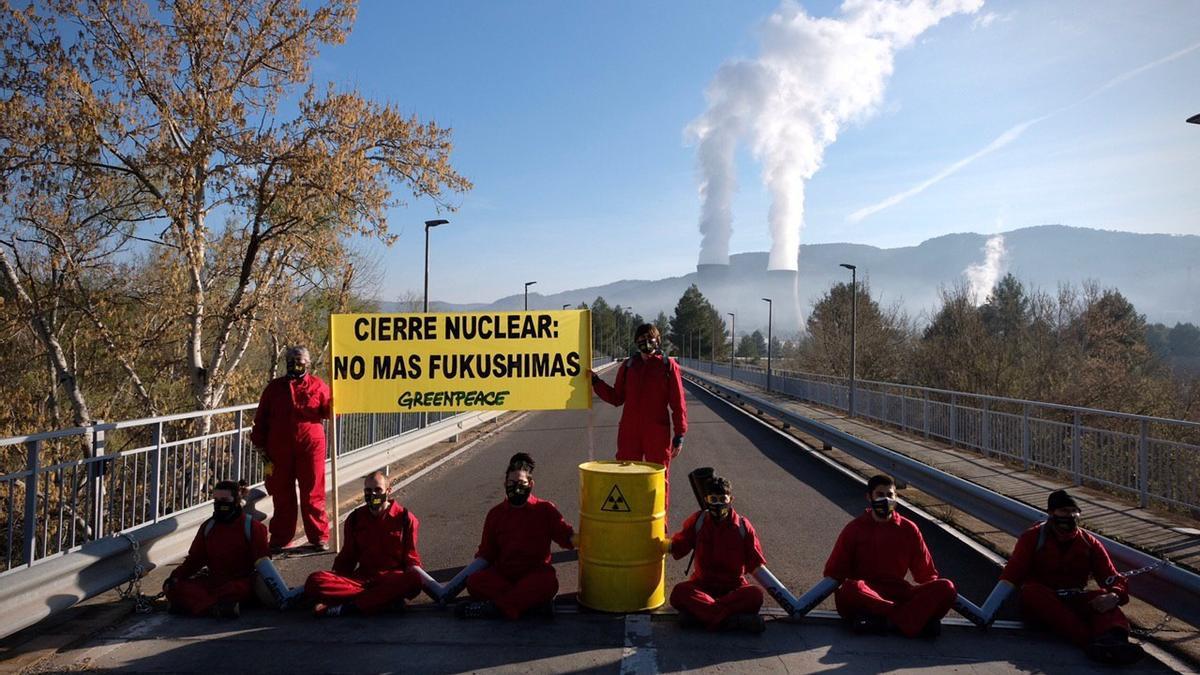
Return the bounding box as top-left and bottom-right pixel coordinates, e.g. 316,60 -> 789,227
454,600 -> 500,620
722,613 -> 766,634
852,615 -> 888,635
212,600 -> 240,619
313,603 -> 343,618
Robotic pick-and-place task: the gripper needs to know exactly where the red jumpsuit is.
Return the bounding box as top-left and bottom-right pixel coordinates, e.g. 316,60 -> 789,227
823,510 -> 957,637
467,495 -> 575,620
250,374 -> 332,548
166,514 -> 269,616
304,501 -> 423,614
1000,522 -> 1130,646
668,510 -> 766,630
593,354 -> 687,506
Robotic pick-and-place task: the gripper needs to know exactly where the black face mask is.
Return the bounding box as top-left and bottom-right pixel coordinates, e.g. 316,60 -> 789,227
286,360 -> 307,379
636,338 -> 659,355
870,497 -> 896,519
1051,515 -> 1080,533
214,500 -> 241,523
506,483 -> 531,507
365,490 -> 387,512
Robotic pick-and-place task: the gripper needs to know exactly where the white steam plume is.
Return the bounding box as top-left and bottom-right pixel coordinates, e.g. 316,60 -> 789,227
965,234 -> 1007,305
690,0 -> 982,271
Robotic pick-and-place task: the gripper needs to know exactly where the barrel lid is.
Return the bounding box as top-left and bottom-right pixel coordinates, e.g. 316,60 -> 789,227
579,460 -> 664,474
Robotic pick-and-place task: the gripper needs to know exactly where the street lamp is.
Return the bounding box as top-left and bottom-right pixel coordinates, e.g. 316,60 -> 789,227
840,263 -> 858,417
524,281 -> 537,311
711,315 -> 718,373
727,312 -> 735,372
562,303 -> 571,310
1188,114 -> 1200,124
762,298 -> 773,392
423,219 -> 449,312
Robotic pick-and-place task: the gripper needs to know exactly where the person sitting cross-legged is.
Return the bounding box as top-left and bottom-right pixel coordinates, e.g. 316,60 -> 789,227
823,474 -> 957,638
305,471 -> 426,617
456,453 -> 576,620
667,475 -> 767,634
164,480 -> 268,618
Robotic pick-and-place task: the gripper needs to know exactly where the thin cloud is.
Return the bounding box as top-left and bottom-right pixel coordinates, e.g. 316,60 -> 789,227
847,40 -> 1200,224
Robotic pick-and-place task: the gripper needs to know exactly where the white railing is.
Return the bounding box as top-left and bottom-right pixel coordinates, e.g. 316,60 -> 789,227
680,359 -> 1200,513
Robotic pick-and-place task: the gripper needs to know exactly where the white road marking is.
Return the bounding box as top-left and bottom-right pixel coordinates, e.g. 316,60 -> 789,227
620,613 -> 658,675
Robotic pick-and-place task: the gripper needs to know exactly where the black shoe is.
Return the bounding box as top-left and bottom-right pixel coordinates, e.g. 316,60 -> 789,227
721,613 -> 766,634
212,600 -> 240,619
677,610 -> 704,630
1086,634 -> 1146,665
528,601 -> 555,618
852,615 -> 888,635
455,600 -> 500,620
310,540 -> 329,552
918,618 -> 942,639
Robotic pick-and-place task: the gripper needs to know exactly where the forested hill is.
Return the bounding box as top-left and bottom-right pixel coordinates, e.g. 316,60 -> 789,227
397,226 -> 1200,331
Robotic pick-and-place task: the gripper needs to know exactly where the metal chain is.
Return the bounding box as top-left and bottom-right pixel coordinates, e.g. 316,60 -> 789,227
1102,559 -> 1169,588
1132,613 -> 1173,638
117,534 -> 163,614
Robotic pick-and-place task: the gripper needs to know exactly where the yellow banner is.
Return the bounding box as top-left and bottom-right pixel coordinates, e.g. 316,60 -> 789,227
329,310 -> 592,413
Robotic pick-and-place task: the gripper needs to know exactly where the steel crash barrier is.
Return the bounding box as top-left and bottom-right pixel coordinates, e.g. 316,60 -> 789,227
681,366 -> 1200,630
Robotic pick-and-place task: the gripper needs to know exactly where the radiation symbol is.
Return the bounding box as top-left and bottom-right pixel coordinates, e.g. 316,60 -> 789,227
600,484 -> 632,512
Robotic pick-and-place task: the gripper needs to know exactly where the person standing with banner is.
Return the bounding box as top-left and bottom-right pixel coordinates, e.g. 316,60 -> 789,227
251,346 -> 332,552
588,323 -> 687,510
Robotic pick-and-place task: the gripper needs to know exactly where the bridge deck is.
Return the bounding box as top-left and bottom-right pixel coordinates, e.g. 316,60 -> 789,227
3,370 -> 1189,673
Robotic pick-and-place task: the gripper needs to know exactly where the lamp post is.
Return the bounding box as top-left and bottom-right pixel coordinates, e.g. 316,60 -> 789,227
524,281 -> 537,311
727,312 -> 735,372
840,263 -> 858,417
423,219 -> 448,312
562,303 -> 571,310
711,315 -> 718,373
762,298 -> 773,392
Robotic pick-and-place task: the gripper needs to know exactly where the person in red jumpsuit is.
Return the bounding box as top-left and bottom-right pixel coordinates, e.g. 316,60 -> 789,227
667,476 -> 767,633
164,480 -> 268,618
589,323 -> 687,508
999,489 -> 1144,665
456,453 -> 576,620
823,474 -> 957,638
305,471 -> 423,617
250,346 -> 331,551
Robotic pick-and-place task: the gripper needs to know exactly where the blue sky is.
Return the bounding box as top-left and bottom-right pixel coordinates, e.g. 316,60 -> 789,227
318,1 -> 1200,305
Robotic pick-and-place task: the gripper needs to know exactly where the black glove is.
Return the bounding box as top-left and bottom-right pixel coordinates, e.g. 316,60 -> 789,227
672,435 -> 684,452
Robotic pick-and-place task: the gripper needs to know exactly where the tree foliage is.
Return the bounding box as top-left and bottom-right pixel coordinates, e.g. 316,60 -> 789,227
0,0 -> 471,443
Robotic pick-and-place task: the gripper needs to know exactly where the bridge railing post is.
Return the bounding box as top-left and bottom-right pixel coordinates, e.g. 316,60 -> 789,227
22,439 -> 40,567
149,422 -> 163,522
1071,411 -> 1082,486
923,391 -> 930,439
231,410 -> 243,482
89,424 -> 107,541
949,394 -> 958,447
981,399 -> 991,457
1138,419 -> 1150,508
1021,404 -> 1031,470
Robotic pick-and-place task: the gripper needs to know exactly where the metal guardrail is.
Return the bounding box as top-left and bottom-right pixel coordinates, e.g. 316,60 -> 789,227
0,409 -> 504,639
0,406 -> 461,576
681,359 -> 1200,513
682,366 -> 1200,628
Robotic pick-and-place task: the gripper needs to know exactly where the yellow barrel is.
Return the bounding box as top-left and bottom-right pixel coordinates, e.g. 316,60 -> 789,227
578,460 -> 667,612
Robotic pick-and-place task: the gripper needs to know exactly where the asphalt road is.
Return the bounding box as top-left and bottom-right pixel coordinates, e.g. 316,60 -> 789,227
30,370 -> 1179,673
